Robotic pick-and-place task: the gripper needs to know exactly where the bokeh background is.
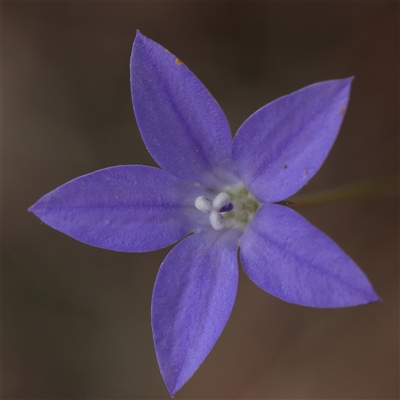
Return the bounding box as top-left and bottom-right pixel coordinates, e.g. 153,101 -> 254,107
3,2 -> 399,399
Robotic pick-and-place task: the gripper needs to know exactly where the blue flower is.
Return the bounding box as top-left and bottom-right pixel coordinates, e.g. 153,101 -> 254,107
29,31 -> 379,397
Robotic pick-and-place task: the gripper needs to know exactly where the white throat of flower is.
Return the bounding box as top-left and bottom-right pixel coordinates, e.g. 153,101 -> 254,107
195,185 -> 259,231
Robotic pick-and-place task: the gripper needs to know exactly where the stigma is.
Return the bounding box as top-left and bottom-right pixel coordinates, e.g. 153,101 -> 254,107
195,192 -> 233,230
194,185 -> 260,231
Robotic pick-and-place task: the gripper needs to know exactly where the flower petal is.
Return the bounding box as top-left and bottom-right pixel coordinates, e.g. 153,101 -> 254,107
130,31 -> 238,189
152,228 -> 241,396
29,166 -> 209,252
240,204 -> 380,307
232,78 -> 353,203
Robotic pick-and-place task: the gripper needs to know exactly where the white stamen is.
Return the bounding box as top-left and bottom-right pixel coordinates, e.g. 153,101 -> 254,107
212,192 -> 230,209
209,210 -> 225,230
195,196 -> 212,213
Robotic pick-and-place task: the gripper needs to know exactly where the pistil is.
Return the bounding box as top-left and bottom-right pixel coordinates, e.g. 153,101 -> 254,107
195,192 -> 233,230
194,186 -> 260,231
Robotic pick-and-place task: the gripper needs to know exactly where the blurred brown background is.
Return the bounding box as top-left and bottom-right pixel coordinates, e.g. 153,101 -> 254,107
3,2 -> 399,399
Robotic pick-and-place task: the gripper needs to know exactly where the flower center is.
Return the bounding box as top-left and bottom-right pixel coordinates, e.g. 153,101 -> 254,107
195,185 -> 260,231
195,192 -> 233,230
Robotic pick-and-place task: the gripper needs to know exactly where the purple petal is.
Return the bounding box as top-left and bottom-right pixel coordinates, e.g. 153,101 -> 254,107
152,228 -> 241,396
240,204 -> 380,307
232,78 -> 353,203
29,166 -> 209,252
130,31 -> 238,189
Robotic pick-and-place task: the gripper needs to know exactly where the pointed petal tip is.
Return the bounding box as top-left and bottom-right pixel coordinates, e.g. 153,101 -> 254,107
132,31 -> 151,57
337,76 -> 354,92
369,292 -> 383,304
133,30 -> 155,48
336,291 -> 382,308
28,200 -> 41,216
167,384 -> 176,398
164,372 -> 188,398
339,75 -> 354,89
134,29 -> 145,41
343,75 -> 354,83
330,289 -> 382,308
132,30 -> 144,50
329,76 -> 354,101
354,285 -> 381,307
329,76 -> 353,84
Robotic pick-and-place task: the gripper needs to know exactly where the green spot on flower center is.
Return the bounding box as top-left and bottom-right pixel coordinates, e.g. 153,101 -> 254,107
223,185 -> 260,229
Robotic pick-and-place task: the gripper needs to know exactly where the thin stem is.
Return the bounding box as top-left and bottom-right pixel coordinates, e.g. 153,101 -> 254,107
287,176 -> 399,209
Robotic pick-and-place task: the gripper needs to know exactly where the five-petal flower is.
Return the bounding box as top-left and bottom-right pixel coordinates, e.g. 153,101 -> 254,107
29,31 -> 379,397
